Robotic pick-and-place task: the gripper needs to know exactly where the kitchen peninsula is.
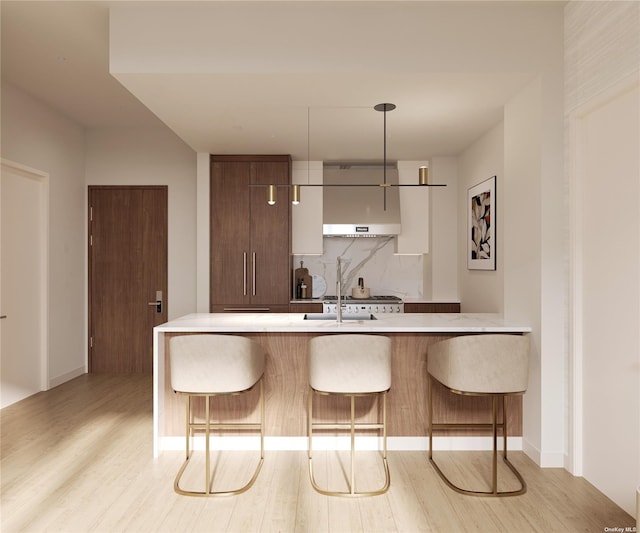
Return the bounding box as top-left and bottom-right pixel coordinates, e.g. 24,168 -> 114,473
153,313 -> 531,456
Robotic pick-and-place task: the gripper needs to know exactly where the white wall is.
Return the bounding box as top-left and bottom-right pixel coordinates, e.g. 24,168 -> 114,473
566,0 -> 640,517
457,122 -> 504,313
2,82 -> 201,390
429,156 -> 458,301
503,79 -> 545,465
456,70 -> 566,470
85,127 -> 197,321
1,81 -> 86,386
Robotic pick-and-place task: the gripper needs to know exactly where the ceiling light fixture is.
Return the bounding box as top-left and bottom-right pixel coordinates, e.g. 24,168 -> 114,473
291,184 -> 301,205
255,103 -> 445,206
267,184 -> 277,205
419,166 -> 429,185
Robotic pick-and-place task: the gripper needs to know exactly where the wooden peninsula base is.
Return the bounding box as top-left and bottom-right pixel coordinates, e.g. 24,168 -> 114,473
153,314 -> 531,456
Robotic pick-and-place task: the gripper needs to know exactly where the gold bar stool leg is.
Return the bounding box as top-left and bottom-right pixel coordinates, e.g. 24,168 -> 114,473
185,396 -> 191,462
205,395 -> 211,495
170,335 -> 266,497
383,391 -> 387,462
427,334 -> 529,497
350,395 -> 355,495
308,389 -> 390,497
492,395 -> 498,495
308,387 -> 313,463
428,383 -> 527,497
307,334 -> 391,497
428,374 -> 433,463
260,379 -> 265,461
503,395 -> 508,461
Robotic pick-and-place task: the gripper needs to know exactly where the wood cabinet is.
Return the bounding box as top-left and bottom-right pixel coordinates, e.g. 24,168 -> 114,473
289,302 -> 323,313
404,302 -> 460,313
210,155 -> 291,312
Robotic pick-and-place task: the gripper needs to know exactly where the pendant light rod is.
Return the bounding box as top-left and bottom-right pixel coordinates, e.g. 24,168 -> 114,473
250,183 -> 446,187
374,103 -> 396,211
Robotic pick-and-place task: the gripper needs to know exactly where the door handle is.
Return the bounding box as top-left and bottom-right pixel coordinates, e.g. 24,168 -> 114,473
252,252 -> 256,296
0,315 -> 6,319
243,252 -> 247,296
147,290 -> 163,313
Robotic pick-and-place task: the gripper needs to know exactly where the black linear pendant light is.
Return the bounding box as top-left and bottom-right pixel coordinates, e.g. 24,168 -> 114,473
253,103 -> 445,206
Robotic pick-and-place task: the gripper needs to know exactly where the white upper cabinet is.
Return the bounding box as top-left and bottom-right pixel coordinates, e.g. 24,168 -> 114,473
395,161 -> 430,255
291,161 -> 323,255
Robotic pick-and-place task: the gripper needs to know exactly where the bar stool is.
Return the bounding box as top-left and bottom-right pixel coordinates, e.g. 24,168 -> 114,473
308,334 -> 392,497
169,334 -> 265,497
428,334 -> 529,497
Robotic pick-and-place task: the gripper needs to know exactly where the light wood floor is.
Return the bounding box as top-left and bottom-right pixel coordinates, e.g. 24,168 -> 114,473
1,374 -> 634,533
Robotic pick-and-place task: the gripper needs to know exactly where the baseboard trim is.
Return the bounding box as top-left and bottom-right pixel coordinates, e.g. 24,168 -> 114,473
48,366 -> 86,389
522,437 -> 565,468
159,435 -> 524,452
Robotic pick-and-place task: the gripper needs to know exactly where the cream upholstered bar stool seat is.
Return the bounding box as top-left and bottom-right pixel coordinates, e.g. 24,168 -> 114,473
428,334 -> 529,497
308,334 -> 392,497
169,334 -> 265,497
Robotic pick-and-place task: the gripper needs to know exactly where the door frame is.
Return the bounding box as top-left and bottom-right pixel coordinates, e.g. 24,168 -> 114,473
568,73 -> 640,477
1,158 -> 50,392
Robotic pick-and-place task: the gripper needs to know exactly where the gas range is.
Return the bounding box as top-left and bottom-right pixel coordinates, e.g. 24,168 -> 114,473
322,295 -> 404,314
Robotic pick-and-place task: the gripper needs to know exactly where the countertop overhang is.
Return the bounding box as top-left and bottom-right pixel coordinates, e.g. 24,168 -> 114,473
154,313 -> 531,334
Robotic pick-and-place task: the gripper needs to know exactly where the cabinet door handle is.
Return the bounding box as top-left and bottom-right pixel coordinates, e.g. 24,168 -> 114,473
243,252 -> 247,296
252,252 -> 256,296
223,307 -> 271,312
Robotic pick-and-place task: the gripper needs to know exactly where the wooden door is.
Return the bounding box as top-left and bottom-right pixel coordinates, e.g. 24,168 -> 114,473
89,186 -> 167,373
210,161 -> 251,308
250,160 -> 291,306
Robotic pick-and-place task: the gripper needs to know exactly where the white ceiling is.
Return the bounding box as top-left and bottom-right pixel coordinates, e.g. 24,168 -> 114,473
1,1 -> 539,161
1,1 -> 162,128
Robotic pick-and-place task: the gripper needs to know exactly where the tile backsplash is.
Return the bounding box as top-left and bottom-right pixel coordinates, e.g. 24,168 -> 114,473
293,237 -> 423,299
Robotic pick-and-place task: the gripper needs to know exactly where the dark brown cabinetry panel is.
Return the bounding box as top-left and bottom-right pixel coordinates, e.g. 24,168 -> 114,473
289,303 -> 323,313
404,303 -> 461,313
210,155 -> 291,312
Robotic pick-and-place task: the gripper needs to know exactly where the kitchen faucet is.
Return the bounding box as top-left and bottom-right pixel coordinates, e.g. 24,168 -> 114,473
336,257 -> 343,323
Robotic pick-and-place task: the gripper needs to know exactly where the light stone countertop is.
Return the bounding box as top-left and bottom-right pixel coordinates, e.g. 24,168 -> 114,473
155,313 -> 531,333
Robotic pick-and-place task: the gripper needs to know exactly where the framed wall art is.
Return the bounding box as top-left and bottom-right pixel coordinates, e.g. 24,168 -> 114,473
467,176 -> 496,270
